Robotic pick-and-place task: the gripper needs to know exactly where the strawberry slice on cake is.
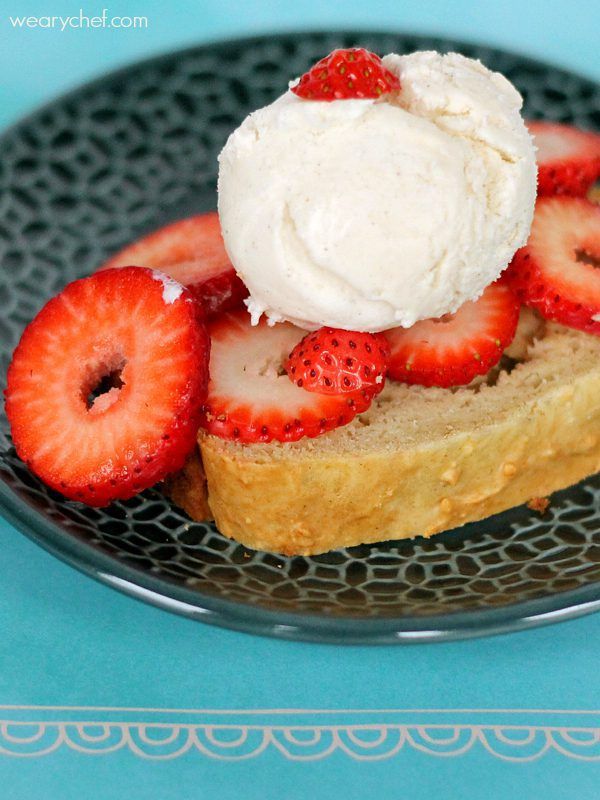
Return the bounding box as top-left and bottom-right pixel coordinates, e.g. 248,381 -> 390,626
527,121 -> 600,197
286,328 -> 389,397
200,311 -> 375,444
504,196 -> 600,333
99,212 -> 248,317
384,284 -> 520,388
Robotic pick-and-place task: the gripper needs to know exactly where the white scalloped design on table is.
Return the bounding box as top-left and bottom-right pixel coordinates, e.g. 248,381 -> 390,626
0,708 -> 598,761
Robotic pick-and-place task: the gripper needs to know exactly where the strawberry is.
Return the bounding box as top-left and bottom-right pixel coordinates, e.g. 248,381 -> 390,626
385,284 -> 520,388
99,213 -> 248,317
5,267 -> 210,506
292,48 -> 400,101
527,121 -> 600,197
503,197 -> 600,334
285,328 -> 389,399
200,311 -> 369,444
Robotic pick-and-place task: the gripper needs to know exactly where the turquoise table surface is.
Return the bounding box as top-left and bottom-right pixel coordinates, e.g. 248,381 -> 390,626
1,1 -> 599,798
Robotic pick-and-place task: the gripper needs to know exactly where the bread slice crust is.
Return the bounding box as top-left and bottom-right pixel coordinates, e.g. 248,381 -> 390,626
171,322 -> 600,555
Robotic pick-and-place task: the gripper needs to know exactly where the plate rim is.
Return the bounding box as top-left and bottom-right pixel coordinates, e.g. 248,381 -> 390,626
1,30 -> 600,644
2,479 -> 600,644
3,28 -> 599,142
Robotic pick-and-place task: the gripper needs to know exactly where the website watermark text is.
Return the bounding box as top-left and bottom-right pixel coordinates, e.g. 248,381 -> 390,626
8,9 -> 148,30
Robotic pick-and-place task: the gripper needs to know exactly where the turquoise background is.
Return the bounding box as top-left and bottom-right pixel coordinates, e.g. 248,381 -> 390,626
1,1 -> 599,797
1,0 -> 599,129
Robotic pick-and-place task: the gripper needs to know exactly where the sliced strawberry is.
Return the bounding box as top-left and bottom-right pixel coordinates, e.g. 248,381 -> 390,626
527,121 -> 600,197
285,328 -> 389,398
292,48 -> 400,101
385,284 -> 520,388
200,311 -> 369,444
5,267 -> 210,506
99,213 -> 248,317
503,197 -> 600,334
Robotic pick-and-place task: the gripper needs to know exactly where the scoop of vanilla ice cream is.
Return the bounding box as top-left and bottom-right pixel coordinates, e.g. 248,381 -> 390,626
217,51 -> 537,332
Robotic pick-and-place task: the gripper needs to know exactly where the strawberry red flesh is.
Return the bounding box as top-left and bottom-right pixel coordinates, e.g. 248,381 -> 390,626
527,121 -> 600,197
292,48 -> 400,101
99,212 -> 248,317
503,196 -> 600,334
285,327 -> 389,399
385,284 -> 520,388
5,267 -> 210,506
200,311 -> 370,444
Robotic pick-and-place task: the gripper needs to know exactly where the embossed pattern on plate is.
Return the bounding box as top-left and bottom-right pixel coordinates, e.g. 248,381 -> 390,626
1,32 -> 600,642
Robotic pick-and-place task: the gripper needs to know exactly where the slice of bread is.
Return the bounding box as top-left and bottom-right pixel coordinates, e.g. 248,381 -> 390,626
164,447 -> 212,522
191,316 -> 600,555
169,186 -> 600,555
168,316 -> 600,555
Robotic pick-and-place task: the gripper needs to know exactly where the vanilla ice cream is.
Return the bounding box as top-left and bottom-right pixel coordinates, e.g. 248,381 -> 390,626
217,51 -> 537,332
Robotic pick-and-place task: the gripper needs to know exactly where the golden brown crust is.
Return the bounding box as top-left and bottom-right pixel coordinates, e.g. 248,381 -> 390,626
172,324 -> 600,555
163,446 -> 212,521
527,496 -> 550,514
200,400 -> 600,555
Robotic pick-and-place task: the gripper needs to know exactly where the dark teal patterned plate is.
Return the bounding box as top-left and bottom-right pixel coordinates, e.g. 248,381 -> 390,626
1,31 -> 599,643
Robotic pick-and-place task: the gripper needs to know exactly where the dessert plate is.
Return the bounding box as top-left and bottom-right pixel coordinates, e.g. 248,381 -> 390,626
1,31 -> 600,644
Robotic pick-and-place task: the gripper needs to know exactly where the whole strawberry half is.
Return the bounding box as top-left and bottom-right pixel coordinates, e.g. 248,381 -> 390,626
286,328 -> 389,399
200,311 -> 371,444
99,212 -> 248,317
292,48 -> 400,101
503,196 -> 600,334
385,284 -> 520,388
5,267 -> 210,506
527,121 -> 600,197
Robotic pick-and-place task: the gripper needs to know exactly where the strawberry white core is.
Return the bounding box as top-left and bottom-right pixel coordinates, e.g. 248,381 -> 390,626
209,317 -> 318,413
